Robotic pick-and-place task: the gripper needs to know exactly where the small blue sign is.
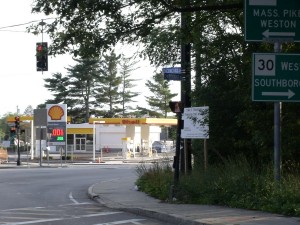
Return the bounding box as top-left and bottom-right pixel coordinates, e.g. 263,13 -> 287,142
164,73 -> 181,81
162,67 -> 181,74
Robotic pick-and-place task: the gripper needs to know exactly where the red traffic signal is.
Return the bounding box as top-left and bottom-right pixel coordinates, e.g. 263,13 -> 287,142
10,127 -> 16,134
15,116 -> 20,129
169,101 -> 182,113
36,42 -> 48,71
37,44 -> 43,52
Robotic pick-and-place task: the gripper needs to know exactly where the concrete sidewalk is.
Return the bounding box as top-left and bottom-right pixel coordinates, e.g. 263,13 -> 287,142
88,174 -> 300,225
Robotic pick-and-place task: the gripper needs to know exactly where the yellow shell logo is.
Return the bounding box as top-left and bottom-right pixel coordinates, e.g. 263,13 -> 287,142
48,105 -> 64,120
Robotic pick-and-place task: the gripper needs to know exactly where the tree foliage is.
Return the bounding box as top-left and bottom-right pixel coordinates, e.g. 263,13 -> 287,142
29,0 -> 242,59
29,0 -> 300,167
145,73 -> 177,118
119,55 -> 140,116
94,51 -> 122,117
43,52 -> 141,121
44,58 -> 100,123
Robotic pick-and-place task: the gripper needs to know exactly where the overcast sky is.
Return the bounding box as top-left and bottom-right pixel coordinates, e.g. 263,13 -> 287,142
0,0 -> 180,117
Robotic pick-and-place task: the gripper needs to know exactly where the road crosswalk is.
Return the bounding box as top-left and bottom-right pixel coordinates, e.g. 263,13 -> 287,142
0,203 -> 152,225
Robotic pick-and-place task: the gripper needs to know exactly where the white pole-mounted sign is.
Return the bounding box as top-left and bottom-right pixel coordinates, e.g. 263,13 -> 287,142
181,106 -> 209,139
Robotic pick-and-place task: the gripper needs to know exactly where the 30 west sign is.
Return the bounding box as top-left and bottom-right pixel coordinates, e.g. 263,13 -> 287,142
252,53 -> 300,102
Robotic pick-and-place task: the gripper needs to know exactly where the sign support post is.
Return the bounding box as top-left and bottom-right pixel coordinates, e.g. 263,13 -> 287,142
274,42 -> 281,182
40,126 -> 42,167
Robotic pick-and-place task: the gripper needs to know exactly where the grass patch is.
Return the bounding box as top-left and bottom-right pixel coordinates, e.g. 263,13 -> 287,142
136,161 -> 173,201
135,157 -> 300,216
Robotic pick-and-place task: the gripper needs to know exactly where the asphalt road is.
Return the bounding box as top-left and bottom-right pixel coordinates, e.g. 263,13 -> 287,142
0,165 -> 170,225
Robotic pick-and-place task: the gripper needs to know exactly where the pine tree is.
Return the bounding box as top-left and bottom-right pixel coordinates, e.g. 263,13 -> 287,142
66,58 -> 100,122
119,55 -> 140,117
94,51 -> 122,117
145,73 -> 177,118
43,58 -> 100,123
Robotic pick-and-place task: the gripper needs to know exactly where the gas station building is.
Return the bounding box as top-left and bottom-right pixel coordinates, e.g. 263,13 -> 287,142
6,116 -> 177,160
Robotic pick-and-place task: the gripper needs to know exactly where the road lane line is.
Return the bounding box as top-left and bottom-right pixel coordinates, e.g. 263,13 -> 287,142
95,219 -> 145,225
69,192 -> 80,204
5,212 -> 122,225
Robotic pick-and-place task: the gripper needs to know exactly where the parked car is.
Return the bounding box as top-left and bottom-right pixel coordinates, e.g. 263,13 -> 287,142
152,141 -> 167,153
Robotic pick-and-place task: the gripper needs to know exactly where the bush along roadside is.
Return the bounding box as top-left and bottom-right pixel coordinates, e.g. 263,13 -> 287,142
135,157 -> 300,217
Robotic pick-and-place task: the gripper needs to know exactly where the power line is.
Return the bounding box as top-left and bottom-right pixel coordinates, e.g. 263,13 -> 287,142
0,30 -> 27,33
0,21 -> 36,30
0,18 -> 56,30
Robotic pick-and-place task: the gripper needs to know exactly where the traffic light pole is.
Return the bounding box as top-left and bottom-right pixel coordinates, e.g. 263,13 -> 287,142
180,0 -> 192,174
174,112 -> 182,183
14,116 -> 21,166
16,126 -> 21,166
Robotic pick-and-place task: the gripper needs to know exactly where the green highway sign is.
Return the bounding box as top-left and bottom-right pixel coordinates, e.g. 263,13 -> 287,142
245,0 -> 300,42
252,53 -> 300,102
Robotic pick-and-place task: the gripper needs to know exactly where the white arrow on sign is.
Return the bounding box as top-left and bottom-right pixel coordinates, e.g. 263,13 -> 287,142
249,0 -> 277,6
263,29 -> 295,38
262,89 -> 295,99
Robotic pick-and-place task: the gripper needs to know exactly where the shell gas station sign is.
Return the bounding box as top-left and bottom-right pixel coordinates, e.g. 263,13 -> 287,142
47,104 -> 67,123
47,104 -> 67,146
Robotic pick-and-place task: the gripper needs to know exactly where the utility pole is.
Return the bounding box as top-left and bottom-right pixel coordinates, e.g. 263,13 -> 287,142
15,116 -> 21,166
180,0 -> 192,173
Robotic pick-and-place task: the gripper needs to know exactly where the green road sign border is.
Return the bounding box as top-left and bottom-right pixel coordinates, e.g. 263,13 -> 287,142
244,0 -> 300,42
252,53 -> 300,102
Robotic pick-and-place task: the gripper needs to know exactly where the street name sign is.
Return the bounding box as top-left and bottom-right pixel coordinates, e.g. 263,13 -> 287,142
245,0 -> 300,42
252,53 -> 300,102
162,67 -> 181,81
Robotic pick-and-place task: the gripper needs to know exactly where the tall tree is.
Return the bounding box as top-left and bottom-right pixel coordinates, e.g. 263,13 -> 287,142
23,105 -> 34,116
66,58 -> 100,122
119,55 -> 140,117
145,73 -> 177,118
94,51 -> 122,117
43,58 -> 100,123
44,72 -> 71,105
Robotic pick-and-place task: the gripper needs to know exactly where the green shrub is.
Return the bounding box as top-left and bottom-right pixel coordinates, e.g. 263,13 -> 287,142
135,161 -> 173,200
136,156 -> 300,217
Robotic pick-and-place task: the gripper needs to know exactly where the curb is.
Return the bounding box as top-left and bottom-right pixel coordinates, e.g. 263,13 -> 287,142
87,184 -> 207,225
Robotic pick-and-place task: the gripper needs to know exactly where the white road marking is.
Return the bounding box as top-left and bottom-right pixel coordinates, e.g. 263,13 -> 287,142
1,207 -> 46,212
99,178 -> 121,183
68,191 -> 91,205
68,192 -> 80,204
95,219 -> 145,225
4,218 -> 62,225
5,212 -> 122,225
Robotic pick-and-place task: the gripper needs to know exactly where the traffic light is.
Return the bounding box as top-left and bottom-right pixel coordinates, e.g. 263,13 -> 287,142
169,101 -> 182,113
15,116 -> 20,129
36,42 -> 48,71
10,127 -> 16,135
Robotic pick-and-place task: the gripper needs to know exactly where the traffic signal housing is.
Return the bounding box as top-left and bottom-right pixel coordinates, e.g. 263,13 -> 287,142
36,42 -> 48,71
15,116 -> 20,129
10,127 -> 16,135
169,101 -> 182,113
